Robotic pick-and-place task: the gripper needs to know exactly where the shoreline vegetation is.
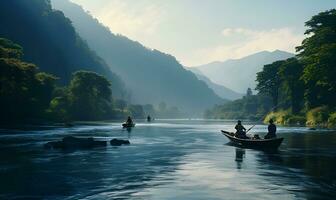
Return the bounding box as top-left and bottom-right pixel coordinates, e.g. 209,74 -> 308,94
205,9 -> 336,128
0,38 -> 183,128
264,107 -> 336,128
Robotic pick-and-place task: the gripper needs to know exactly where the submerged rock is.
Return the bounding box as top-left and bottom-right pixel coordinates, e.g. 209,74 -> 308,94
110,139 -> 130,146
44,136 -> 107,149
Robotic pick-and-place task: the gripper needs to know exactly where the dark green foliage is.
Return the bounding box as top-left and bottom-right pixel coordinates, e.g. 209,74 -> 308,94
0,0 -> 126,97
0,38 -> 57,123
297,9 -> 336,108
278,58 -> 304,113
67,71 -> 113,120
256,60 -> 284,108
0,38 -> 23,58
0,38 -> 122,124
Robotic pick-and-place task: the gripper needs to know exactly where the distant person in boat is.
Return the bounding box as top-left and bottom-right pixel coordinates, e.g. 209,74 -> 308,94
264,119 -> 277,139
147,115 -> 151,122
235,120 -> 248,139
126,116 -> 133,125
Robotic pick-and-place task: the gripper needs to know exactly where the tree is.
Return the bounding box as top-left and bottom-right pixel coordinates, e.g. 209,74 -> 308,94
256,60 -> 284,108
246,88 -> 253,96
278,58 -> 305,113
0,38 -> 56,123
68,71 -> 113,120
296,9 -> 336,108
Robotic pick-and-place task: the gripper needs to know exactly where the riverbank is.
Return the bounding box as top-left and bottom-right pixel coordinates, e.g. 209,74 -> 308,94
264,106 -> 336,128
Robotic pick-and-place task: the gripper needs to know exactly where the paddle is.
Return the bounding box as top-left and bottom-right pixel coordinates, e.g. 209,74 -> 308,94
244,105 -> 280,135
246,125 -> 256,133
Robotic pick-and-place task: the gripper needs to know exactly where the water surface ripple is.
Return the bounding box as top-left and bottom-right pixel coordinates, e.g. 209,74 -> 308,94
0,120 -> 335,200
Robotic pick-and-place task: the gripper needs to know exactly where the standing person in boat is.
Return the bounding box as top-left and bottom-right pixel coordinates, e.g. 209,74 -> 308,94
126,116 -> 133,125
147,115 -> 151,122
235,120 -> 248,139
264,119 -> 277,139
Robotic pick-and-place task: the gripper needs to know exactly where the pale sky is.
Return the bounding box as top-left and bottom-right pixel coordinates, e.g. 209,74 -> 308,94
71,0 -> 336,66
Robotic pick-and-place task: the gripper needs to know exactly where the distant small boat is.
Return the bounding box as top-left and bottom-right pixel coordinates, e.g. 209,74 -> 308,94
221,130 -> 283,149
122,123 -> 135,128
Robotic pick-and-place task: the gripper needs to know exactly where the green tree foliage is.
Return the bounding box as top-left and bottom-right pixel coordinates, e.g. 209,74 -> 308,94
278,58 -> 305,113
256,61 -> 284,108
296,9 -> 336,108
67,71 -> 113,120
0,38 -> 124,124
0,38 -> 56,123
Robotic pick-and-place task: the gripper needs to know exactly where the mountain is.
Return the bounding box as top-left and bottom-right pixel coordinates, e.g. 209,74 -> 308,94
188,68 -> 242,100
0,0 -> 125,97
51,0 -> 224,115
193,50 -> 294,93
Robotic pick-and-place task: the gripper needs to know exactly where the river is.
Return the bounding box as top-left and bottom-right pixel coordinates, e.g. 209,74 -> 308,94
0,120 -> 335,200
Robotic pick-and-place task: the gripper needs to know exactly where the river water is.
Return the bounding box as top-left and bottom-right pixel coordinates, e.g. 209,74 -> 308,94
0,120 -> 335,200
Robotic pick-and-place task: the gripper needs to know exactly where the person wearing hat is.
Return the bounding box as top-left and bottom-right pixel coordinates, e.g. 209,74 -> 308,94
264,119 -> 277,139
235,120 -> 248,139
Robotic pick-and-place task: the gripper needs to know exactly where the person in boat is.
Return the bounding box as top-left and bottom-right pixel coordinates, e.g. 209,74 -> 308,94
126,116 -> 133,125
147,115 -> 151,122
235,120 -> 248,139
264,119 -> 277,139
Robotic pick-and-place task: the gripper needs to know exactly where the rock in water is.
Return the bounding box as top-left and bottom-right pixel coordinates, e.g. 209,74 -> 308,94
44,136 -> 107,149
110,139 -> 130,146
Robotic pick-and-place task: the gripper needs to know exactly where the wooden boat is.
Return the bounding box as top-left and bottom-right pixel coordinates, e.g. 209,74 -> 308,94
122,123 -> 135,128
221,130 -> 283,149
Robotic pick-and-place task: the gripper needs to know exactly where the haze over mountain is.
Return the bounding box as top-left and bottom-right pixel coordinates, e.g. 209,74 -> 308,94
188,68 -> 242,100
193,50 -> 294,93
52,0 -> 224,115
0,0 -> 125,97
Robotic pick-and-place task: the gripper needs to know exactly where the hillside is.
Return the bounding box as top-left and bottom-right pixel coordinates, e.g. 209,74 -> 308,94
194,50 -> 294,93
52,0 -> 224,115
188,68 -> 242,100
0,0 -> 125,97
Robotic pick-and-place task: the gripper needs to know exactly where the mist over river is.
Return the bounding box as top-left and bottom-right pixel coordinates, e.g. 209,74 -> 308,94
0,120 -> 335,200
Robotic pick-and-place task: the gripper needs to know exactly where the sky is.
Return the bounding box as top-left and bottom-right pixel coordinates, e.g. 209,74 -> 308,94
71,0 -> 336,66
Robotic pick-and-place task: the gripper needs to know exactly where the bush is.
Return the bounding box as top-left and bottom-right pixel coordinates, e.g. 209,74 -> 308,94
306,106 -> 330,127
264,110 -> 306,125
328,112 -> 336,128
285,115 -> 306,125
263,110 -> 291,124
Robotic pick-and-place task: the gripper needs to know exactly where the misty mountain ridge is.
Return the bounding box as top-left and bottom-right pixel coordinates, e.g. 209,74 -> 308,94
193,50 -> 294,93
188,68 -> 243,100
52,0 -> 225,115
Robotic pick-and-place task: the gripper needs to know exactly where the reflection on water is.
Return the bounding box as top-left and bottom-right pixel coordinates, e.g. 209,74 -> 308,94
0,120 -> 335,199
235,148 -> 245,170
